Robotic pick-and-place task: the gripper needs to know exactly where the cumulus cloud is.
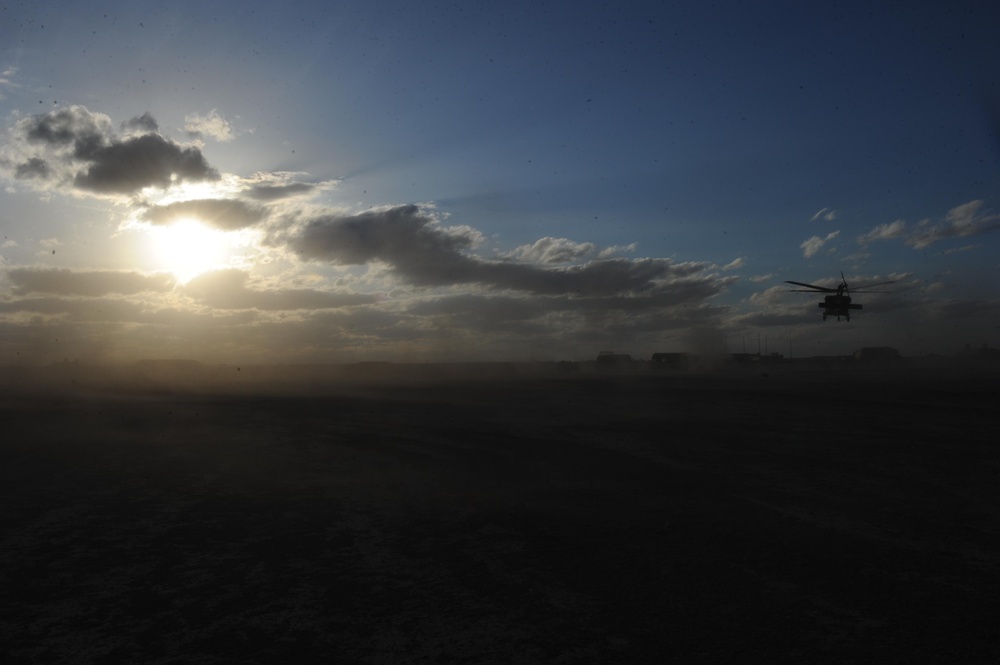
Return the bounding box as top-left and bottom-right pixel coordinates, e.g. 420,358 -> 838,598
14,157 -> 50,179
7,268 -> 175,296
748,284 -> 804,310
74,134 -> 218,194
235,172 -> 337,202
20,105 -> 114,154
0,66 -> 17,99
596,243 -> 638,259
506,238 -> 636,265
184,110 -> 236,142
3,106 -> 219,196
277,204 -> 708,296
508,237 -> 597,264
142,198 -> 266,230
856,201 -> 1000,250
121,112 -> 159,134
907,200 -> 1000,249
857,219 -> 907,245
183,269 -> 376,310
721,257 -> 745,271
800,231 -> 839,258
283,204 -> 480,264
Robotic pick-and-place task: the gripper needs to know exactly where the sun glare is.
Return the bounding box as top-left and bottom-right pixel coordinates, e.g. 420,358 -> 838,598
144,218 -> 232,282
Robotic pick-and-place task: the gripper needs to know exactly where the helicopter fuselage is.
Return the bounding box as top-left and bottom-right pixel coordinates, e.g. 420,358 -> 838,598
787,274 -> 893,322
819,294 -> 862,321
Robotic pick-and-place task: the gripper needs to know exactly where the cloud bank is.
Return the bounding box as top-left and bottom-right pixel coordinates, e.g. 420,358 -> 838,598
2,106 -> 219,197
4,106 -> 995,363
274,205 -> 708,297
857,201 -> 1000,250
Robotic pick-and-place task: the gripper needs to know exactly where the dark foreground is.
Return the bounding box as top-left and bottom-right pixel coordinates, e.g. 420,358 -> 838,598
2,371 -> 998,663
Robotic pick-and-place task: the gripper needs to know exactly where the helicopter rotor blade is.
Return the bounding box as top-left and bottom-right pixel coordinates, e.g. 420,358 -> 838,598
849,280 -> 895,291
785,280 -> 836,292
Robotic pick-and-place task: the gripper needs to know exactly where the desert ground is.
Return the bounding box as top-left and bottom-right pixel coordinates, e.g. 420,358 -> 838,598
2,366 -> 998,663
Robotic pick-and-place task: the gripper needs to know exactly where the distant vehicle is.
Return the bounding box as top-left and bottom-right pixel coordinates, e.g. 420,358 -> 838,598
786,272 -> 894,321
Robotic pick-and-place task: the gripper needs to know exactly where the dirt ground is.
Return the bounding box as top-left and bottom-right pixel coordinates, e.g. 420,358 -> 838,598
2,370 -> 998,663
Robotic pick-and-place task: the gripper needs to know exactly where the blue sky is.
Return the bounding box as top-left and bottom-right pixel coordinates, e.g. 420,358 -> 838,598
1,0 -> 998,363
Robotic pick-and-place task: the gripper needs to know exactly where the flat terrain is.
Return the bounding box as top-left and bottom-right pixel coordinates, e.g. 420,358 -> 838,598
2,370 -> 998,663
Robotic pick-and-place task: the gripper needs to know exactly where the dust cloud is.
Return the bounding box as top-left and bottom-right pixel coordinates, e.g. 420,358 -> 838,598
2,357 -> 998,662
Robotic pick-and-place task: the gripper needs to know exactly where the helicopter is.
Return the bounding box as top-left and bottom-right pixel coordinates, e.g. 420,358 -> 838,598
786,272 -> 894,321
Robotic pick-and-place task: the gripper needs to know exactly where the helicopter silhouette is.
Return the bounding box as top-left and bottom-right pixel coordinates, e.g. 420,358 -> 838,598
786,272 -> 894,321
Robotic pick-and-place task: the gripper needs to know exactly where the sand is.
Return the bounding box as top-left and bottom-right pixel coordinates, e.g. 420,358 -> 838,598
2,369 -> 998,663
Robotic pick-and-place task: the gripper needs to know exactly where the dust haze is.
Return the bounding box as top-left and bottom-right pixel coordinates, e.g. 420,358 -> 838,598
2,354 -> 999,662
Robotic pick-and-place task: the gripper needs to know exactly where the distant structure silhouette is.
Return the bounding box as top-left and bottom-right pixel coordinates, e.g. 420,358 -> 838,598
853,347 -> 902,363
650,352 -> 692,370
596,351 -> 632,366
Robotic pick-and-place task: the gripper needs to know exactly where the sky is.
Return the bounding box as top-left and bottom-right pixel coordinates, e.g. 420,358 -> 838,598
1,0 -> 999,364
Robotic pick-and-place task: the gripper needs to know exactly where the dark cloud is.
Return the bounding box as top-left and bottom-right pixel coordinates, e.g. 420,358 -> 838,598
281,205 -> 700,296
727,310 -> 811,328
0,297 -> 256,330
406,294 -> 549,335
184,269 -> 377,310
926,298 -> 1000,320
244,182 -> 316,201
14,157 -> 50,179
121,112 -> 159,134
405,283 -> 731,335
0,296 -> 147,321
402,293 -> 731,360
143,198 -> 266,230
22,106 -> 111,157
286,204 -> 475,264
8,106 -> 219,196
74,134 -> 219,194
488,259 -> 689,297
7,268 -> 175,296
408,294 -> 544,319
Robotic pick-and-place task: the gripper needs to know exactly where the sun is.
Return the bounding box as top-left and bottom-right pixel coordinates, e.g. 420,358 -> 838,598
143,218 -> 232,282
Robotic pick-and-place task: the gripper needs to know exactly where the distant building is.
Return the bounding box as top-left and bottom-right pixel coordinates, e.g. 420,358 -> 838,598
650,352 -> 692,370
955,343 -> 1000,364
853,347 -> 901,362
596,351 -> 632,365
727,353 -> 759,365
